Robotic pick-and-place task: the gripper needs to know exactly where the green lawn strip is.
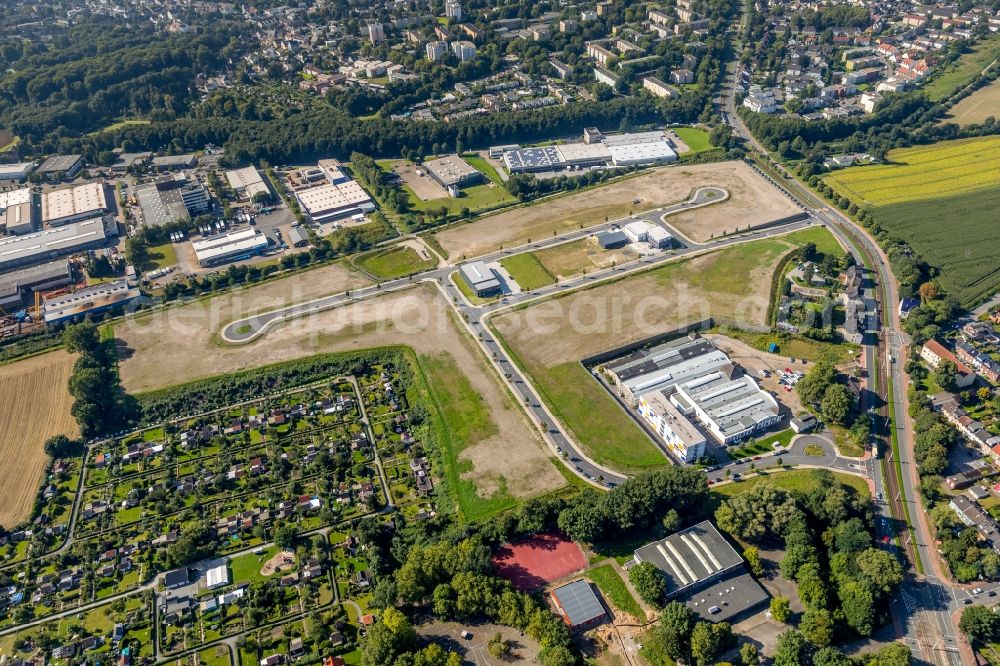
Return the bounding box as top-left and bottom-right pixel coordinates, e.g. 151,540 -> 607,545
409,349 -> 519,522
673,126 -> 713,153
461,154 -> 507,187
356,246 -> 435,280
525,360 -> 666,471
451,270 -> 496,305
585,564 -> 644,618
886,379 -> 924,574
708,468 -> 869,515
499,253 -> 556,290
782,225 -> 848,259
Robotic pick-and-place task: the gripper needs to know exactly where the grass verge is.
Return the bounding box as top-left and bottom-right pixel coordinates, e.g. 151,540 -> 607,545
586,564 -> 644,619
499,253 -> 556,290
357,246 -> 435,279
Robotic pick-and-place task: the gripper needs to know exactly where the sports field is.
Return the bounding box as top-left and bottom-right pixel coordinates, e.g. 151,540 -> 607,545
492,533 -> 586,591
824,136 -> 1000,306
491,227 -> 835,471
944,77 -> 1000,125
824,136 -> 1000,206
0,351 -> 79,528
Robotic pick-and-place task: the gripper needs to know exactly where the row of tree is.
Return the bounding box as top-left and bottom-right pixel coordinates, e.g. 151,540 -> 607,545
63,322 -> 135,438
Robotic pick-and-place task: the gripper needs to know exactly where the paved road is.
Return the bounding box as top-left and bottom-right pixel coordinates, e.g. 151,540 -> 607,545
719,50 -> 967,663
220,186 -> 812,486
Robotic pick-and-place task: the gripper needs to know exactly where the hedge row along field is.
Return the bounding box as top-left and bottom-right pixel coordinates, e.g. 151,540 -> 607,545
824,136 -> 1000,307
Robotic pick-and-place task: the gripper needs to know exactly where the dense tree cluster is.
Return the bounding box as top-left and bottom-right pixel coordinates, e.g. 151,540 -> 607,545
63,321 -> 135,438
0,22 -> 240,146
715,472 -> 900,644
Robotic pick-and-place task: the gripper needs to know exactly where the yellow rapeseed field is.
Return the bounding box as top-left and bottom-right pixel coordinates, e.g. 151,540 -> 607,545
825,136 -> 1000,207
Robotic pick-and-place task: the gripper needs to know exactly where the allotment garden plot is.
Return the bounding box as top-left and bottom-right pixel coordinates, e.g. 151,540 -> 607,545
0,357 -> 436,663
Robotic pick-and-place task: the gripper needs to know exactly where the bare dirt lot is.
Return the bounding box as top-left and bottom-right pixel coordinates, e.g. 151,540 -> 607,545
261,550 -> 296,576
0,351 -> 79,529
116,262 -> 372,388
534,238 -> 638,280
943,78 -> 1000,125
117,284 -> 563,502
393,161 -> 449,201
432,161 -> 800,258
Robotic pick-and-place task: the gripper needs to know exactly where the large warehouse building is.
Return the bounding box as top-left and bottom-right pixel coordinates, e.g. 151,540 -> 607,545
0,188 -> 35,235
633,521 -> 768,621
502,129 -> 677,173
294,181 -> 375,223
605,334 -> 780,456
135,174 -> 210,227
41,182 -> 109,227
226,166 -> 270,201
0,218 -> 112,273
42,278 -> 141,325
192,227 -> 269,267
0,261 -> 73,310
422,154 -> 483,194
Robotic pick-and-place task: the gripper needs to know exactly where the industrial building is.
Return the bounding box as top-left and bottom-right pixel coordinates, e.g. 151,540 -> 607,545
37,154 -> 84,181
42,279 -> 141,325
0,188 -> 35,235
604,335 -> 731,406
42,182 -> 110,227
458,261 -> 502,297
638,390 -> 707,462
502,129 -> 677,173
317,159 -> 350,185
135,174 -> 210,227
0,261 -> 73,310
606,334 -> 780,450
422,154 -> 483,194
596,230 -> 629,249
294,181 -> 375,223
150,154 -> 198,171
550,580 -> 607,630
226,166 -> 271,201
633,521 -> 768,621
192,228 -> 269,267
0,162 -> 35,182
288,226 -> 310,247
0,218 -> 112,272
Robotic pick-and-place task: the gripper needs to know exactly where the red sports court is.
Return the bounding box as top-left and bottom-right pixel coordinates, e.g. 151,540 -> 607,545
492,532 -> 586,591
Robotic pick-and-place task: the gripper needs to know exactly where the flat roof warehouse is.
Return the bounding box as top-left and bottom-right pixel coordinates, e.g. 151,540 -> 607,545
0,218 -> 109,272
41,182 -> 109,226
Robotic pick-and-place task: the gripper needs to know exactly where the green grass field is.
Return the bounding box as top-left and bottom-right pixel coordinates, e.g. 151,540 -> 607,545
402,182 -> 515,215
357,246 -> 435,279
922,32 -> 1000,101
141,243 -> 178,271
715,328 -> 859,363
415,352 -> 521,522
586,564 -> 644,618
673,126 -> 713,153
500,253 -> 556,290
462,154 -> 506,186
825,136 -> 1000,306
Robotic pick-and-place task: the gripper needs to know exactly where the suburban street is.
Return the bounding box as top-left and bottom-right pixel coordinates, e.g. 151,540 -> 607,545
720,44 -> 967,664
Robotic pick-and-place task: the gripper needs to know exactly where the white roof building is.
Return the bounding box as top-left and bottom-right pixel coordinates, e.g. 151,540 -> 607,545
192,227 -> 269,267
608,142 -> 677,166
41,182 -> 109,226
205,565 -> 230,589
295,181 -> 375,223
225,166 -> 270,200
